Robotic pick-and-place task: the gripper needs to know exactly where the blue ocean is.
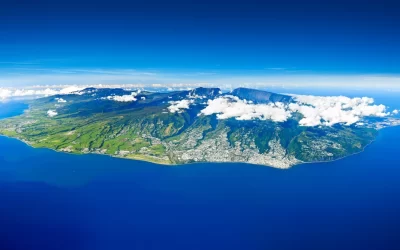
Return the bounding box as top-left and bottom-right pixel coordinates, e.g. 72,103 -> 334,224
1,93 -> 400,250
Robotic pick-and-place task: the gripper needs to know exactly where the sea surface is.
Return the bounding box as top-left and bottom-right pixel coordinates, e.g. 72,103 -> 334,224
1,100 -> 400,250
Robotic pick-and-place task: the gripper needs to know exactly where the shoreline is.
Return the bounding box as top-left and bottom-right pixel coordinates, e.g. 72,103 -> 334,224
297,137 -> 376,167
1,100 -> 399,170
297,123 -> 400,167
0,134 -> 290,169
0,125 -> 395,170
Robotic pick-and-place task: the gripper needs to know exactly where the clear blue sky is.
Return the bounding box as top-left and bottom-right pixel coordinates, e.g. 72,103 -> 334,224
0,0 -> 399,87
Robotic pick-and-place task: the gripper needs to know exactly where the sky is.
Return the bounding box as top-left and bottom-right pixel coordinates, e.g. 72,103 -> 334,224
1,0 -> 400,88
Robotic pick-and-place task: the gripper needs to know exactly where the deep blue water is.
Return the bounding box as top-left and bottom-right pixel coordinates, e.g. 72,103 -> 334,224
1,100 -> 400,250
0,102 -> 28,120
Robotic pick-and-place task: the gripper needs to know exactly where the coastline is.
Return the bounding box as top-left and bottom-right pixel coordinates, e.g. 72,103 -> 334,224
1,125 -> 394,170
1,99 -> 399,170
0,131 -> 296,169
298,137 -> 376,167
0,133 -> 292,169
298,123 -> 400,167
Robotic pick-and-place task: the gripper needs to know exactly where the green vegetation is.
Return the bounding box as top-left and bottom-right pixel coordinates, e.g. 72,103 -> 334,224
0,88 -> 378,168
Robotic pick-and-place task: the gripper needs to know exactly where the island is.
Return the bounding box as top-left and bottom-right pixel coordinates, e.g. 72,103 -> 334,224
1,87 -> 398,169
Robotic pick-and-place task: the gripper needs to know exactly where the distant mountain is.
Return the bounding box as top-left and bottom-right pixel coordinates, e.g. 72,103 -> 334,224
165,87 -> 221,101
230,88 -> 293,103
0,87 -> 379,169
189,87 -> 221,97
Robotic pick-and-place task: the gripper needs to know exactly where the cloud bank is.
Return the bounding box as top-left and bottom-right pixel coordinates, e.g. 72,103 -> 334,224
168,94 -> 393,127
289,95 -> 389,126
55,98 -> 67,103
0,81 -> 396,127
200,96 -> 291,122
0,86 -> 85,100
168,99 -> 195,113
47,110 -> 58,117
102,90 -> 141,102
103,93 -> 137,102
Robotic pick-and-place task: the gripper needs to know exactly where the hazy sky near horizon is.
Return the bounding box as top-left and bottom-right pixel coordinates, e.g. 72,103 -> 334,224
1,0 -> 399,88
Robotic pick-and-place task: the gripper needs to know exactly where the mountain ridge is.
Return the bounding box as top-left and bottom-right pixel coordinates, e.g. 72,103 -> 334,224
0,87 -> 382,169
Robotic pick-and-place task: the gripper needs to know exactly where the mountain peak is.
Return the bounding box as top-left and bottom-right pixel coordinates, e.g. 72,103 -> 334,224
230,88 -> 292,103
189,87 -> 221,98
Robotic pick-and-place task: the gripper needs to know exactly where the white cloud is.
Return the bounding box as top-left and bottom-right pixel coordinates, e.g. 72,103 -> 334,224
55,98 -> 67,103
187,93 -> 207,99
0,86 -> 85,100
168,99 -> 195,113
0,85 -> 154,101
0,81 -> 395,128
47,110 -> 58,117
0,88 -> 12,100
59,86 -> 85,95
200,96 -> 291,122
289,95 -> 389,126
199,94 -> 390,126
102,91 -> 138,102
2,67 -> 400,91
0,88 -> 54,99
